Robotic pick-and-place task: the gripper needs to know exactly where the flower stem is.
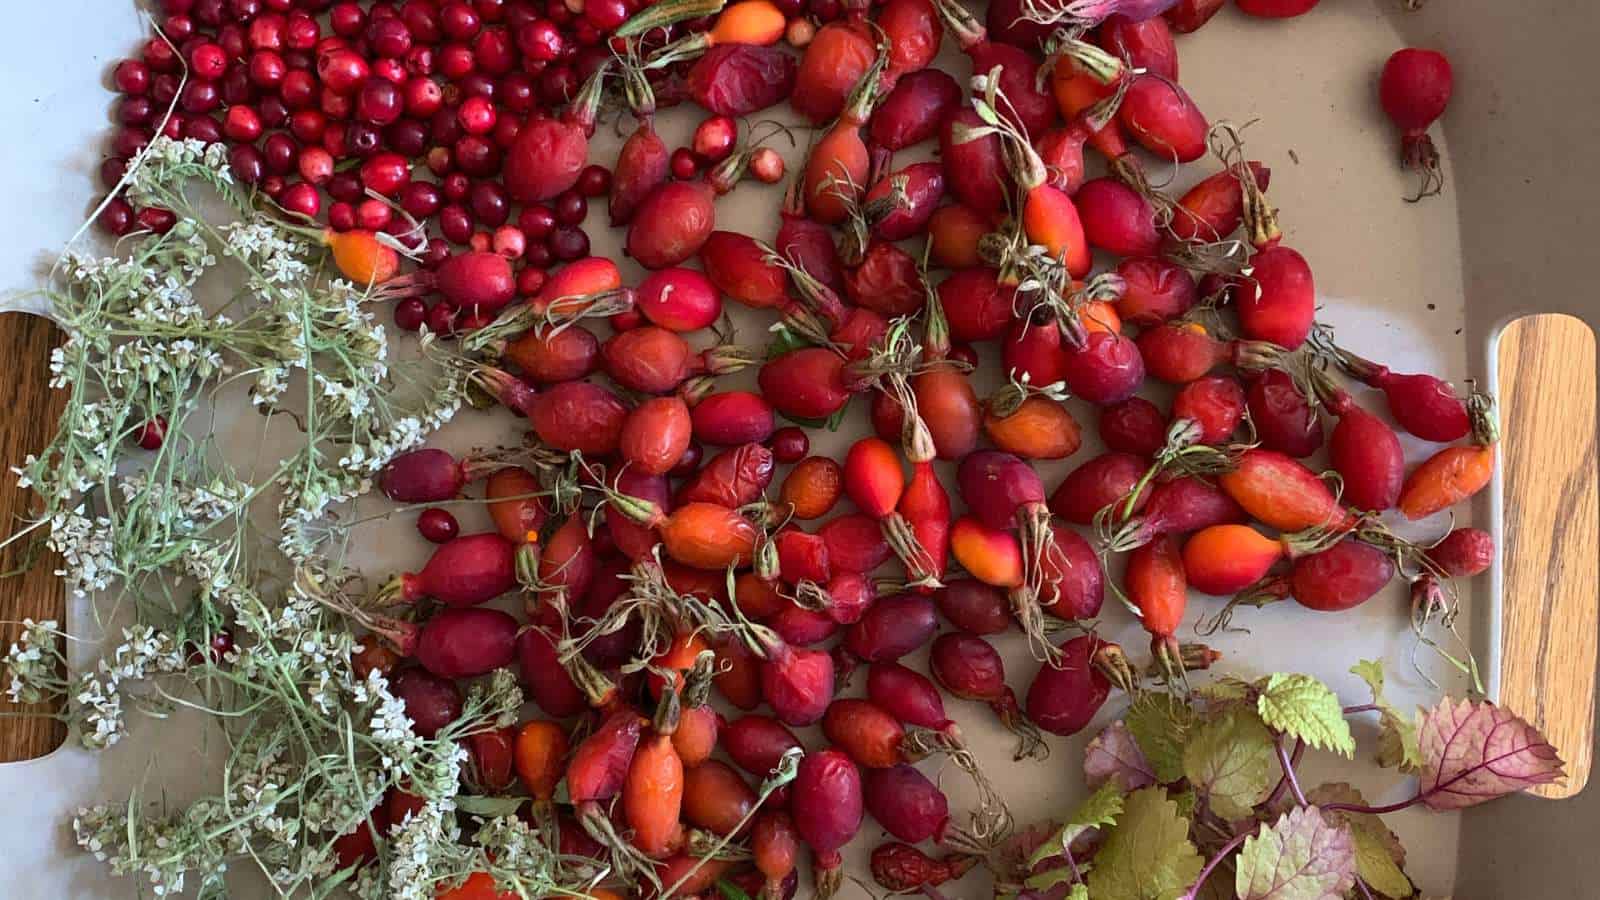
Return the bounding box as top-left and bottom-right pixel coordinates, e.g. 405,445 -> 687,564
1275,734 -> 1308,807
1321,794 -> 1423,816
1185,825 -> 1256,900
1261,738 -> 1304,810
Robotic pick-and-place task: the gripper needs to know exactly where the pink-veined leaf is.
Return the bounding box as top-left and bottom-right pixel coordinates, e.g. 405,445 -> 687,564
1085,720 -> 1157,792
1416,697 -> 1564,810
1234,806 -> 1356,900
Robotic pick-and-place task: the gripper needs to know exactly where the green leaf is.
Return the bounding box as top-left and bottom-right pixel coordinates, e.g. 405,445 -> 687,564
1028,783 -> 1124,869
1066,885 -> 1089,900
1305,783 -> 1411,899
824,404 -> 850,432
716,878 -> 754,900
1257,674 -> 1355,759
1183,707 -> 1276,820
1125,693 -> 1195,783
1086,787 -> 1203,900
1235,807 -> 1356,900
1350,661 -> 1423,773
452,795 -> 527,817
1196,676 -> 1256,704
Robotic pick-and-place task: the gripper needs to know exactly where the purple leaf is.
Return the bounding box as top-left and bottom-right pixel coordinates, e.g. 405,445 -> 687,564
1417,697 -> 1564,810
1085,720 -> 1157,792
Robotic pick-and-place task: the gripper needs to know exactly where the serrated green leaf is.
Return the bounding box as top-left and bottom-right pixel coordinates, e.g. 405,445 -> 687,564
1183,707 -> 1276,820
1125,693 -> 1195,783
1235,807 -> 1356,900
1349,661 -> 1423,772
1028,783 -> 1124,869
1197,676 -> 1256,704
1306,783 -> 1411,900
1350,660 -> 1385,699
1086,787 -> 1203,900
1257,674 -> 1355,759
452,795 -> 527,817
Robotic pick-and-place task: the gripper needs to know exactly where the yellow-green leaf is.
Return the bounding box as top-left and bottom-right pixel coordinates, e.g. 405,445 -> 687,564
1235,807 -> 1356,900
1125,693 -> 1195,783
1257,674 -> 1355,758
1086,788 -> 1203,900
1183,707 -> 1276,820
1028,782 -> 1124,869
1350,661 -> 1422,772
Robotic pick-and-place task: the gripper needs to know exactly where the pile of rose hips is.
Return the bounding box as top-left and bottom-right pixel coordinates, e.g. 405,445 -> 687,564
97,0 -> 1473,897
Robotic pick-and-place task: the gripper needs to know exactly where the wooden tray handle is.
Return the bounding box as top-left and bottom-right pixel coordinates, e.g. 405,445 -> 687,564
1496,313 -> 1599,799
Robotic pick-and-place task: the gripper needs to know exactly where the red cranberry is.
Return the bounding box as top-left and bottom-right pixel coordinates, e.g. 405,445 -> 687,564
403,2 -> 444,42
224,106 -> 265,142
356,77 -> 404,124
417,507 -> 460,543
440,172 -> 470,202
518,205 -> 556,239
99,198 -> 135,236
750,147 -> 785,184
281,70 -> 318,109
114,59 -> 152,95
492,225 -> 525,258
537,66 -> 575,105
769,427 -> 810,463
288,108 -> 327,143
144,37 -> 181,73
385,120 -> 429,157
425,301 -> 458,335
456,72 -> 497,100
948,343 -> 980,368
117,96 -> 154,126
330,2 -> 366,37
404,76 -> 444,117
260,175 -> 285,198
439,44 -> 476,79
468,181 -> 510,226
138,207 -> 178,235
491,115 -> 520,149
394,296 -> 428,331
516,20 -> 564,62
406,45 -> 436,76
286,12 -> 321,49
298,147 -> 335,184
112,127 -> 151,159
229,0 -> 263,21
439,205 -> 473,243
368,17 -> 414,57
228,144 -> 265,183
321,86 -> 355,120
457,95 -> 497,135
498,72 -> 534,113
247,49 -> 286,88
373,58 -> 409,85
165,14 -> 198,41
250,12 -> 287,49
158,115 -> 184,141
180,80 -> 222,114
517,267 -> 547,295
475,0 -> 507,21
188,112 -> 226,142
583,0 -> 627,31
361,152 -> 412,195
317,49 -> 371,94
279,182 -> 321,217
327,171 -> 364,202
692,115 -> 737,163
194,0 -> 226,26
346,122 -> 383,157
452,135 -> 500,176
577,164 -> 611,197
474,28 -> 516,74
548,226 -> 588,260
553,189 -> 587,225
100,157 -> 129,190
262,133 -> 299,174
670,147 -> 699,180
135,416 -> 168,450
151,73 -> 181,106
523,242 -> 554,267
398,182 -> 442,219
441,2 -> 482,39
328,200 -> 357,231
357,198 -> 395,230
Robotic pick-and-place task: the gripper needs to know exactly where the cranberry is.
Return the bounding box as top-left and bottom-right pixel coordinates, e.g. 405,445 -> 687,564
949,343 -> 980,368
330,2 -> 367,37
249,13 -> 286,50
537,66 -> 576,105
328,200 -> 357,231
112,127 -> 150,159
320,86 -> 355,120
517,266 -> 548,295
222,106 -> 263,142
279,182 -> 321,217
138,207 -> 178,235
406,45 -> 436,76
419,240 -> 451,269
692,115 -> 737,163
317,48 -> 371,94
400,181 -> 443,218
229,0 -> 263,21
158,115 -> 184,141
402,2 -> 444,42
549,226 -> 589,260
515,20 -> 563,63
452,135 -> 500,176
441,172 -> 471,201
229,68 -> 263,105
356,77 -> 404,125
425,301 -> 458,335
151,73 -> 181,106
553,189 -> 587,225
114,59 -> 152,95
457,72 -> 497,100
404,76 -> 444,117
286,12 -> 321,49
261,175 -> 286,198
295,147 -> 332,184
769,427 -> 810,463
471,29 -> 513,74
498,72 -> 534,113
98,198 -> 135,236
416,507 -> 460,543
373,58 -> 409,85
287,109 -> 325,143
143,37 -> 182,73
228,144 -> 266,183
524,242 -> 554,268
492,225 -> 526,258
583,0 -> 627,31
346,121 -> 383,157
810,0 -> 841,19
262,133 -> 298,174
670,147 -> 700,180
439,44 -> 476,79
385,120 -> 429,157
577,164 -> 611,197
475,0 -> 507,21
99,157 -> 129,190
750,147 -> 785,184
439,205 -> 473,243
455,96 -> 495,136
361,152 -> 412,195
117,96 -> 154,126
469,181 -> 510,226
394,296 -> 428,331
441,2 -> 482,39
517,205 -> 556,240
180,80 -> 222,114
135,416 -> 169,450
491,115 -> 520,149
318,173 -> 356,205
281,70 -> 318,109
165,14 -> 198,41
357,198 -> 395,231
369,17 -> 414,57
